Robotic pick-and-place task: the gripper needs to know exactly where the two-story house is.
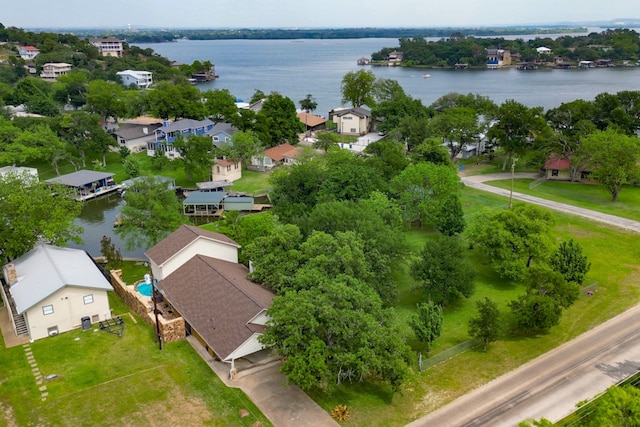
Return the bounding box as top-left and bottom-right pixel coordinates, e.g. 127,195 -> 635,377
151,119 -> 215,158
40,63 -> 72,81
18,45 -> 39,60
329,107 -> 372,136
90,37 -> 124,58
486,49 -> 512,69
116,70 -> 153,89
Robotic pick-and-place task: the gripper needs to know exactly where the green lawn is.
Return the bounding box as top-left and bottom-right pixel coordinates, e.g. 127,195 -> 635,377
229,170 -> 272,195
0,293 -> 272,427
310,187 -> 640,426
488,178 -> 640,222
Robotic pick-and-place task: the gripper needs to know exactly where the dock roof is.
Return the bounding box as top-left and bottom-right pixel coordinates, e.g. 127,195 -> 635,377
45,170 -> 115,187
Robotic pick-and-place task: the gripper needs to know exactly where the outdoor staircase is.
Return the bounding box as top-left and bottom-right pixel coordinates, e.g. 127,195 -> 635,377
1,281 -> 29,336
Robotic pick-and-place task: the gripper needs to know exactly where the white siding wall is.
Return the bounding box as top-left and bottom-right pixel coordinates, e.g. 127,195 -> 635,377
157,239 -> 239,279
25,287 -> 111,341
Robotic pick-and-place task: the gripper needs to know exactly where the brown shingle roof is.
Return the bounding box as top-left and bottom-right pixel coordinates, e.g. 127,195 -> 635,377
263,143 -> 300,161
156,255 -> 274,360
145,225 -> 239,266
297,112 -> 327,127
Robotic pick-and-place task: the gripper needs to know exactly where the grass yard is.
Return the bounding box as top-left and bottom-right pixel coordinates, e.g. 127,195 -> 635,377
229,170 -> 273,195
309,187 -> 640,426
487,178 -> 640,223
0,293 -> 271,427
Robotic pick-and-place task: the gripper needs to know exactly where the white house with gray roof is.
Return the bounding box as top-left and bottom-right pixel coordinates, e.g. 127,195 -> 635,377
116,70 -> 153,89
1,245 -> 113,341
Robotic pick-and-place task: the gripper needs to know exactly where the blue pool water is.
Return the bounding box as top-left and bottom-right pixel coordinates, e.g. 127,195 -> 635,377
137,283 -> 152,297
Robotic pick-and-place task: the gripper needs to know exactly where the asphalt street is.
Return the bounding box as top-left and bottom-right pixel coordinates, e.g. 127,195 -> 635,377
406,174 -> 640,427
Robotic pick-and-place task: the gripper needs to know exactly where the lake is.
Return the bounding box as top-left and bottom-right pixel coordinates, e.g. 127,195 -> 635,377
75,35 -> 640,258
135,36 -> 640,117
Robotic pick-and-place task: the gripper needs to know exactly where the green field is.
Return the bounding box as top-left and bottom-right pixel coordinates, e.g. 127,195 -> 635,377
488,178 -> 640,223
0,294 -> 272,427
309,186 -> 640,426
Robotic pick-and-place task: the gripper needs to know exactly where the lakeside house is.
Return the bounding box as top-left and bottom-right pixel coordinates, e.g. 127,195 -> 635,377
145,225 -> 274,375
150,118 -> 215,158
116,70 -> 153,89
110,121 -> 162,153
89,37 -> 124,58
211,158 -> 242,183
40,63 -> 72,81
329,107 -> 372,136
297,112 -> 327,133
251,143 -> 302,170
1,244 -> 113,341
486,49 -> 512,68
18,45 -> 39,60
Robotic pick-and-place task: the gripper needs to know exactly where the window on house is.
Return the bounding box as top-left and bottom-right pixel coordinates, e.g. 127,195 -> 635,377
83,294 -> 94,304
213,136 -> 219,141
42,305 -> 54,315
350,128 -> 356,133
226,165 -> 231,171
552,169 -> 559,177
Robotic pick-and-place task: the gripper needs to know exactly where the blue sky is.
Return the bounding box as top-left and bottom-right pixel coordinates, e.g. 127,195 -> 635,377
2,0 -> 638,29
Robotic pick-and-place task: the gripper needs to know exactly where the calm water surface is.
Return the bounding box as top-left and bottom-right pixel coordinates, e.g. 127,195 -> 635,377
77,36 -> 640,257
135,37 -> 640,116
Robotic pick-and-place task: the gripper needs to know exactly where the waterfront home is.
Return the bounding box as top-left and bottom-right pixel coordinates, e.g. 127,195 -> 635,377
1,244 -> 113,341
211,158 -> 242,182
357,57 -> 370,65
486,49 -> 512,68
146,225 -> 274,376
251,143 -> 302,170
387,50 -> 404,65
116,70 -> 153,89
208,122 -> 238,148
45,170 -> 120,201
40,63 -> 72,81
89,37 -> 124,57
150,118 -> 215,157
18,45 -> 39,60
297,112 -> 327,133
110,122 -> 162,152
536,46 -> 552,55
329,106 -> 372,136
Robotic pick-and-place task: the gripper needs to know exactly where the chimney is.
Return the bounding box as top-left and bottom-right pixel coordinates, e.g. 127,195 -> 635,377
4,263 -> 18,285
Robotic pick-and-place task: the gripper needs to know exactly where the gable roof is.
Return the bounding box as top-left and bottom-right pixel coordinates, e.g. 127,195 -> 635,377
263,143 -> 300,161
207,122 -> 237,137
7,244 -> 112,314
145,225 -> 239,266
113,123 -> 162,140
544,154 -> 572,170
333,107 -> 371,118
155,119 -> 214,134
297,112 -> 327,127
155,255 -> 274,360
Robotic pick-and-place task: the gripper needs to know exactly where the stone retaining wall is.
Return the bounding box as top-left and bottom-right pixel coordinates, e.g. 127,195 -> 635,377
110,269 -> 185,344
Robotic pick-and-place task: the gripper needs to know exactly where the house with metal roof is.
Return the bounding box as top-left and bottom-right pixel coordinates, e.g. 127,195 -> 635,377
1,244 -> 113,341
111,122 -> 162,153
207,122 -> 238,148
182,191 -> 227,217
152,119 -> 215,158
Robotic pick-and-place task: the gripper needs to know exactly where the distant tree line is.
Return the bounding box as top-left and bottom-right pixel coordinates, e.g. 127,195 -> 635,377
371,28 -> 640,66
67,26 -> 589,43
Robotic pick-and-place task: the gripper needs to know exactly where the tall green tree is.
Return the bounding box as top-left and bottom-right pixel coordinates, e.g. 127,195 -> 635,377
435,194 -> 465,236
298,93 -> 317,113
466,204 -> 556,281
145,80 -> 205,120
549,239 -> 591,285
86,80 -> 126,125
410,301 -> 443,351
0,172 -> 82,264
428,106 -> 481,160
52,71 -> 89,109
172,134 -> 215,181
254,92 -> 304,146
219,130 -> 262,167
576,128 -> 640,202
586,386 -> 640,427
340,69 -> 376,108
391,162 -> 462,227
468,297 -> 501,351
115,176 -> 185,250
260,277 -> 410,391
203,89 -> 239,123
411,235 -> 476,306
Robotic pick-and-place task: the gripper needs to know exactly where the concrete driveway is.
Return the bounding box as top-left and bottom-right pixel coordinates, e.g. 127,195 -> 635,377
187,336 -> 338,427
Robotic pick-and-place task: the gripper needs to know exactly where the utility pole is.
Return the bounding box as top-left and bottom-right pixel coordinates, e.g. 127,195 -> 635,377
509,157 -> 518,209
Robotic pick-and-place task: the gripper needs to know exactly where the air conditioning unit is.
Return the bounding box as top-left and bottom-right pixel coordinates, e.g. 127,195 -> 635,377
48,330 -> 58,336
48,326 -> 59,337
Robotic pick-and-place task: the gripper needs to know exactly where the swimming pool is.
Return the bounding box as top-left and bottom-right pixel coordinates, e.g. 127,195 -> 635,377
137,283 -> 152,297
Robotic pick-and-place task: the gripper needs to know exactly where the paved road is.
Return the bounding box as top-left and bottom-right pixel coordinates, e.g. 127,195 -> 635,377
462,173 -> 640,233
406,173 -> 640,427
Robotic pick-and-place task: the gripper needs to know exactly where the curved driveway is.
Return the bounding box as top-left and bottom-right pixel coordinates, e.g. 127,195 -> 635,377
407,173 -> 640,427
